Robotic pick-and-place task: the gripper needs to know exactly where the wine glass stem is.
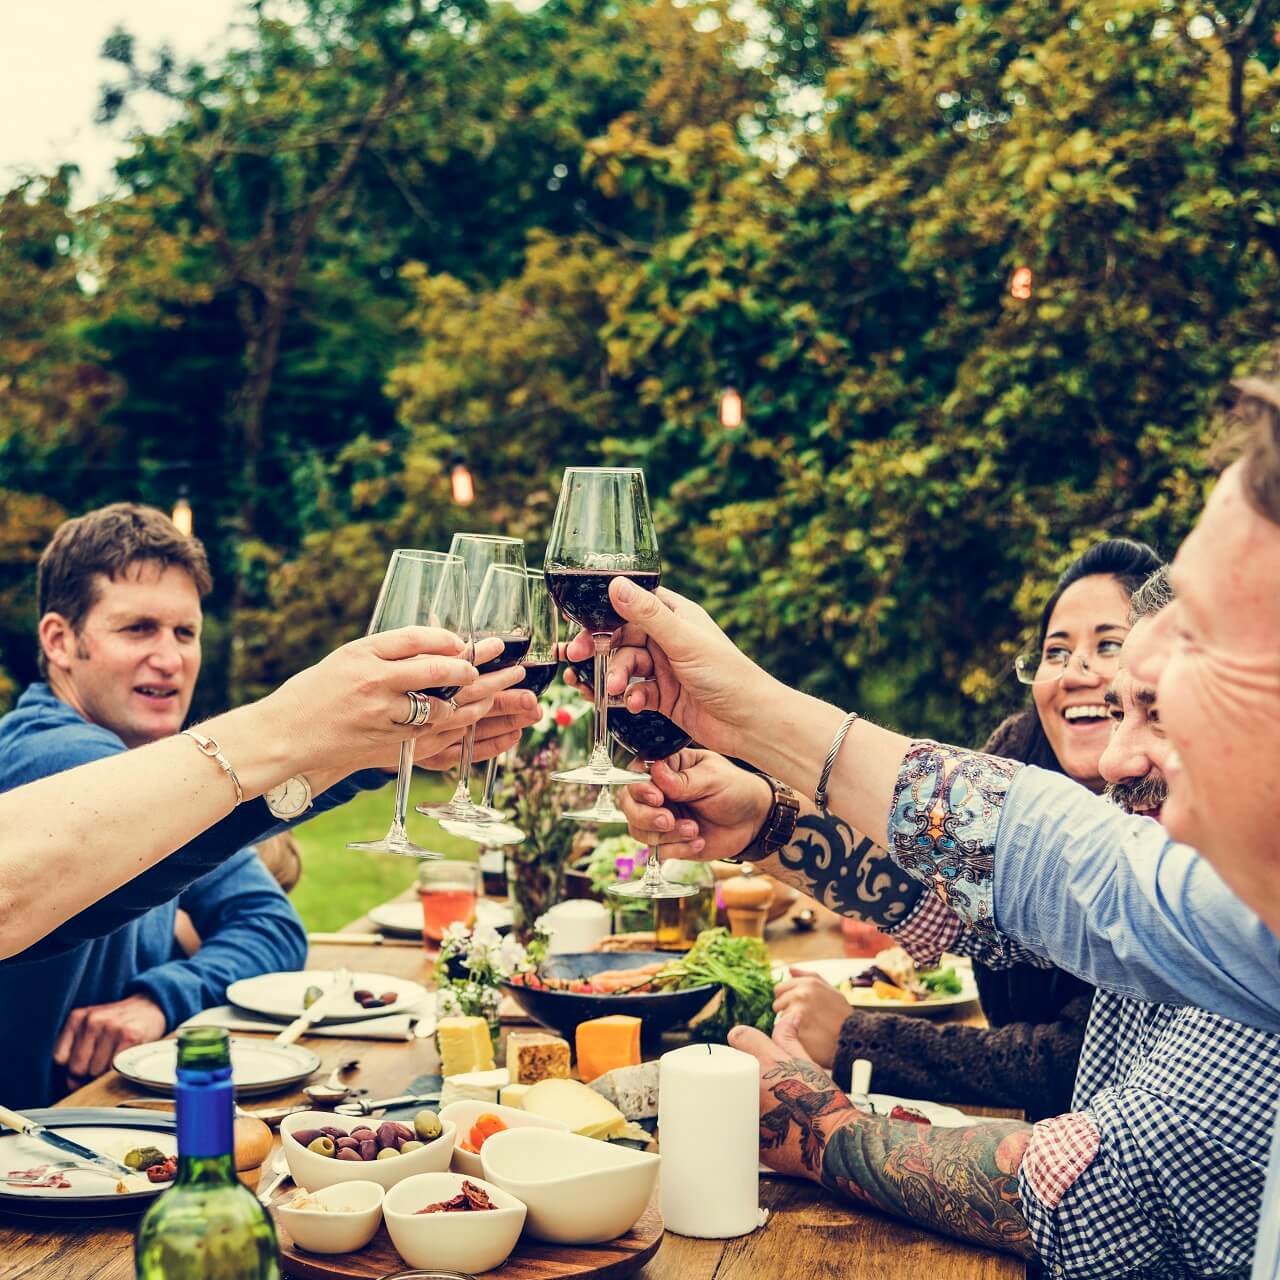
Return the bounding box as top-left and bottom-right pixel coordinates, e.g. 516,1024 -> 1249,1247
642,853 -> 663,889
449,725 -> 478,805
589,634 -> 612,771
389,738 -> 415,839
480,754 -> 502,808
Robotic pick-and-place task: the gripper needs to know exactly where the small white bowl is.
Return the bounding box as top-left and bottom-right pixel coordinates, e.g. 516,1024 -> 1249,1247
383,1171 -> 527,1274
439,1100 -> 569,1178
480,1128 -> 658,1244
280,1110 -> 456,1191
273,1180 -> 384,1254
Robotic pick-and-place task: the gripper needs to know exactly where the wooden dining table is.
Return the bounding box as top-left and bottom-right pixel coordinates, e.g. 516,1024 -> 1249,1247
0,895 -> 1026,1280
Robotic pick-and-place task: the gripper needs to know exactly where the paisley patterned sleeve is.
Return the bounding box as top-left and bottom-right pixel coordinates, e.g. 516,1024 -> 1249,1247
887,741 -> 1023,936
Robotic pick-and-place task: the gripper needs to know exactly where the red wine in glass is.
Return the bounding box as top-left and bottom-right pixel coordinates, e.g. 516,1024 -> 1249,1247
517,660 -> 559,696
545,569 -> 661,635
475,635 -> 532,675
609,708 -> 691,762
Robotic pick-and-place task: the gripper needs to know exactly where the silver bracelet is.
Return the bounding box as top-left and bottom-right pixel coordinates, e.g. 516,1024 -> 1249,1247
814,711 -> 860,817
182,728 -> 244,807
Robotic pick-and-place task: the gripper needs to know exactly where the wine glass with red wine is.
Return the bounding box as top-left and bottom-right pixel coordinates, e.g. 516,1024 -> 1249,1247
418,534 -> 527,826
544,467 -> 661,794
348,549 -> 472,856
441,563 -> 536,845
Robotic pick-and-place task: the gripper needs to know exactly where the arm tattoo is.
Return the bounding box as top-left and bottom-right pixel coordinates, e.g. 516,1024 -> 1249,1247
772,811 -> 924,927
821,1111 -> 1036,1258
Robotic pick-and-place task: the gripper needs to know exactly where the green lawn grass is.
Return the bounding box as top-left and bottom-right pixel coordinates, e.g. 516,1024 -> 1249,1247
288,774 -> 479,931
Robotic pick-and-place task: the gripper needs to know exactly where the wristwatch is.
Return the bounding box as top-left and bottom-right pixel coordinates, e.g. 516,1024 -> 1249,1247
265,775 -> 314,820
726,773 -> 800,864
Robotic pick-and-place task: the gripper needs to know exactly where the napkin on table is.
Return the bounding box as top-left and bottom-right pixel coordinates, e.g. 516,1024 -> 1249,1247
184,1005 -> 421,1041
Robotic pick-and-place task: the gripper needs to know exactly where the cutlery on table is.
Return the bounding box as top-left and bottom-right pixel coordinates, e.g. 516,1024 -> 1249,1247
849,1058 -> 877,1114
303,1057 -> 364,1106
3,1160 -> 126,1184
306,932 -> 421,948
0,1104 -> 135,1179
335,1090 -> 441,1117
255,1148 -> 291,1205
274,968 -> 353,1046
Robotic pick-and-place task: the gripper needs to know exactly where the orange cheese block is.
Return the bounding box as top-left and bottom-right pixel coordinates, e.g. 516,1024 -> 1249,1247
575,1014 -> 642,1083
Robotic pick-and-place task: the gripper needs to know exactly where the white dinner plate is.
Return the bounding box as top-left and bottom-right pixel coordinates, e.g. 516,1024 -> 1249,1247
367,898 -> 514,938
865,1094 -> 978,1126
774,954 -> 979,1015
114,1037 -> 320,1097
0,1110 -> 176,1215
226,970 -> 431,1023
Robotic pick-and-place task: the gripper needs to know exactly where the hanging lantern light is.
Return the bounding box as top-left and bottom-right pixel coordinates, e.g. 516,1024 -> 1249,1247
451,458 -> 475,506
719,385 -> 744,430
1009,267 -> 1033,301
171,486 -> 193,536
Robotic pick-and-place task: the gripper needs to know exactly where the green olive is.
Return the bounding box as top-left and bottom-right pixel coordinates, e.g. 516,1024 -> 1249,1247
123,1148 -> 143,1170
306,1136 -> 336,1157
413,1110 -> 442,1141
399,1140 -> 424,1153
302,985 -> 324,1010
376,1146 -> 399,1160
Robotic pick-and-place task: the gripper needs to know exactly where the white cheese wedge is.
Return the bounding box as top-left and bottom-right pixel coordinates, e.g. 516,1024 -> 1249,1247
437,1015 -> 496,1077
587,1061 -> 660,1119
439,1067 -> 510,1108
499,1081 -> 532,1109
520,1077 -> 627,1140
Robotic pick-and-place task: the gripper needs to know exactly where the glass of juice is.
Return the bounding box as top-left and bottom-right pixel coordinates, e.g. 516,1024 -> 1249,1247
417,860 -> 480,946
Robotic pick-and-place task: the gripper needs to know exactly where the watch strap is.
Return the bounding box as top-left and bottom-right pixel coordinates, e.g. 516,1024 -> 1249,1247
728,773 -> 799,864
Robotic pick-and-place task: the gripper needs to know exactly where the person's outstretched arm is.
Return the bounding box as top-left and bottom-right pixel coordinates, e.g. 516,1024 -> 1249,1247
0,626 -> 533,959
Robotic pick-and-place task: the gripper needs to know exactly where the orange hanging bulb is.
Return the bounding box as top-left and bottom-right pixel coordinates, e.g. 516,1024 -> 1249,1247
1010,267 -> 1033,301
719,385 -> 744,430
172,491 -> 193,536
451,461 -> 475,505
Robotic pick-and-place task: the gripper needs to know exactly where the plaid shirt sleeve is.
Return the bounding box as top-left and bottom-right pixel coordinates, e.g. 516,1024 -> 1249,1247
1018,1006 -> 1279,1278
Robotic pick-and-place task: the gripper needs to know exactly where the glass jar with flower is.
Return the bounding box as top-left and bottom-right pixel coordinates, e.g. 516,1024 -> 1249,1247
434,920 -> 547,1047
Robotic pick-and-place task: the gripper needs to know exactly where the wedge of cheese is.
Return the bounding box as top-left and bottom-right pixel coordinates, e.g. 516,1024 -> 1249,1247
508,1030 -> 571,1084
439,1067 -> 510,1108
520,1077 -> 627,1140
574,1014 -> 641,1083
587,1061 -> 659,1119
437,1015 -> 495,1077
498,1081 -> 533,1109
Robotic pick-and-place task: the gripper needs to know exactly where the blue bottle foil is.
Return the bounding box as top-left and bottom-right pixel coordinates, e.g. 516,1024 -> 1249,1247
175,1061 -> 234,1158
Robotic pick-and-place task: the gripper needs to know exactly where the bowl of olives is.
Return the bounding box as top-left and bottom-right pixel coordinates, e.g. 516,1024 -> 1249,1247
280,1108 -> 455,1191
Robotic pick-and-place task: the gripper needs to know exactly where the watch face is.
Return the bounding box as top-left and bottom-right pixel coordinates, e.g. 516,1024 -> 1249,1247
268,777 -> 309,816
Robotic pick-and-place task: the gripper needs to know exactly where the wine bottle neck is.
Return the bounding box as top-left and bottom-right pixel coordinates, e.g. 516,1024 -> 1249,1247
174,1152 -> 238,1186
174,1054 -> 236,1172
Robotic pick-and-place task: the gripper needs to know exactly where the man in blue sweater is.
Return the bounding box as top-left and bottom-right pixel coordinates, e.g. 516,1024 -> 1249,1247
0,503 -> 313,1106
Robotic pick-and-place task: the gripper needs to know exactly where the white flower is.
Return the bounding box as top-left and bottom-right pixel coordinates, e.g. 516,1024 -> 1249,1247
498,935 -> 528,973
441,921 -> 471,946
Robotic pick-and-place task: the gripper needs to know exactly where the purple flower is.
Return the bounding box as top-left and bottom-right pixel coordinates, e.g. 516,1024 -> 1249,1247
615,856 -> 635,880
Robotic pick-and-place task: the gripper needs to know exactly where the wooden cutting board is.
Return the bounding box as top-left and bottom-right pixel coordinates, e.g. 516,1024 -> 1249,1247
274,1196 -> 664,1279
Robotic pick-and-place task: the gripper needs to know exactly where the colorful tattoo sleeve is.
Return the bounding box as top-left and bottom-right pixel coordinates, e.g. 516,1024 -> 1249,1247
820,1109 -> 1037,1259
887,741 -> 1022,933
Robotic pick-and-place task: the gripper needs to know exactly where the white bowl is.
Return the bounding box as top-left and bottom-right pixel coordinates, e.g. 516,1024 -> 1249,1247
273,1180 -> 384,1254
280,1110 -> 456,1191
383,1171 -> 527,1274
439,1100 -> 569,1178
480,1128 -> 658,1244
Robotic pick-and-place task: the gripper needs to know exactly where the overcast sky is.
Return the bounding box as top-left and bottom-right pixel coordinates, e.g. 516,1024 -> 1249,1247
0,1 -> 248,203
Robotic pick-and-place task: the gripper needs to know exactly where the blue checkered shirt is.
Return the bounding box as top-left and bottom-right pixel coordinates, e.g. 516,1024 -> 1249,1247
884,747 -> 1280,1279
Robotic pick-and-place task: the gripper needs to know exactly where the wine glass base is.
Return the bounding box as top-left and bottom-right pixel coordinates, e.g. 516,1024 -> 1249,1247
552,763 -> 648,787
439,817 -> 526,846
417,800 -> 475,821
562,799 -> 629,825
347,836 -> 441,858
608,879 -> 699,900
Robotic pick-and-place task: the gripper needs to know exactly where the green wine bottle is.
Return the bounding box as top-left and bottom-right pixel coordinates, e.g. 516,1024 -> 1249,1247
134,1027 -> 279,1279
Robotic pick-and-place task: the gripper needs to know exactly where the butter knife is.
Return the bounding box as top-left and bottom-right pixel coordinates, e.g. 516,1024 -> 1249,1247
0,1104 -> 135,1179
274,968 -> 352,1046
335,1091 -> 440,1116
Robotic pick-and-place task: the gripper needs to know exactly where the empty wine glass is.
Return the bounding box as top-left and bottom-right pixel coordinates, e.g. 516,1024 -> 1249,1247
544,467 -> 659,790
348,549 -> 471,856
418,534 -> 526,824
439,562 -> 532,846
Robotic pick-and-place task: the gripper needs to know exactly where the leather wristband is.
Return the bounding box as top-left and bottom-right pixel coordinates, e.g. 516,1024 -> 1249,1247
727,773 -> 800,864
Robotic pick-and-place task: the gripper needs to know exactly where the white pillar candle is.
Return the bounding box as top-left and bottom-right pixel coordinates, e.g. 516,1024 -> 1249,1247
658,1043 -> 760,1238
542,899 -> 611,953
